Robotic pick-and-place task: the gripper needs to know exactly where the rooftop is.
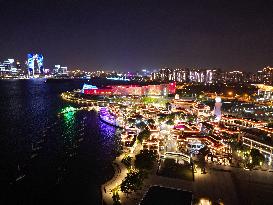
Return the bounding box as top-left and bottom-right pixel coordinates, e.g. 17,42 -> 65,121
242,128 -> 273,147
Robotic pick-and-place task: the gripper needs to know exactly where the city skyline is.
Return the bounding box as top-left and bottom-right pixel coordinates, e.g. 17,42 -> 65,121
2,1 -> 273,205
0,0 -> 272,71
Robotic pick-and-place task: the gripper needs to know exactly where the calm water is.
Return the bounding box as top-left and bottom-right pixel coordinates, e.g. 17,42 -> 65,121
0,79 -> 120,205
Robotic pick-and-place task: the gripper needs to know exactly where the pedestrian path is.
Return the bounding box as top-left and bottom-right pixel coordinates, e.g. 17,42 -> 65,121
101,154 -> 128,205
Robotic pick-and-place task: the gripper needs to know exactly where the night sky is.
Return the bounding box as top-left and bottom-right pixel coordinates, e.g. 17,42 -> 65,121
0,0 -> 272,72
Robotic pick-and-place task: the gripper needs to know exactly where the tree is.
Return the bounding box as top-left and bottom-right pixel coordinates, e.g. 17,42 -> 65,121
178,113 -> 186,120
121,155 -> 132,169
198,146 -> 210,173
112,186 -> 121,205
267,122 -> 273,128
137,129 -> 151,142
112,192 -> 121,205
136,121 -> 147,130
163,158 -> 177,172
167,113 -> 175,120
187,115 -> 195,123
127,118 -> 135,125
135,114 -> 143,122
135,150 -> 158,170
166,119 -> 174,125
250,149 -> 265,166
158,115 -> 167,123
230,141 -> 248,153
198,146 -> 210,156
142,97 -> 157,104
147,119 -> 155,125
120,170 -> 145,194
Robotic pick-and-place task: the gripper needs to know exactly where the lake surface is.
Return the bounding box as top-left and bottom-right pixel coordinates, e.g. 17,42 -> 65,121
0,79 -> 120,205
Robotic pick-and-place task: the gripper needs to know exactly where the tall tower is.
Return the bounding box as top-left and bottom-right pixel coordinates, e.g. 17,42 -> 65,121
214,96 -> 222,122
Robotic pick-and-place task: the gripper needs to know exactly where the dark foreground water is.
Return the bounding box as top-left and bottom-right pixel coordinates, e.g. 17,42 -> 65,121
0,79 -> 120,205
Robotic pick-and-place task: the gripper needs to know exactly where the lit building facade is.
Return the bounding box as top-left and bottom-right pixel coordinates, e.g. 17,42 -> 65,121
151,67 -> 218,83
0,59 -> 18,76
53,65 -> 68,76
192,103 -> 211,117
240,128 -> 273,162
83,82 -> 176,96
214,96 -> 222,121
27,54 -> 44,76
254,84 -> 273,101
258,66 -> 273,85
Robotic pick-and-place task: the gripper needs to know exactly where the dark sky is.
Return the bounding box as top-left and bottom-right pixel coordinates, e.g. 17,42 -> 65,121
0,0 -> 272,72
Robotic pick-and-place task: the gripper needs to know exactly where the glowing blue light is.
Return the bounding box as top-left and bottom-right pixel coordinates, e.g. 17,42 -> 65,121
28,53 -> 44,76
82,83 -> 98,90
82,83 -> 98,92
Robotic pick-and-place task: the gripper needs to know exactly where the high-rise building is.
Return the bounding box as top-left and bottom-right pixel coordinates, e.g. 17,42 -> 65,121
27,54 -> 44,76
53,65 -> 68,76
0,59 -> 18,76
151,68 -> 219,83
258,66 -> 273,85
226,71 -> 243,83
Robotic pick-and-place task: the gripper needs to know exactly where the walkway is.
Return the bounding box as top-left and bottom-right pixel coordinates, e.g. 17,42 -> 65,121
101,154 -> 128,205
101,142 -> 142,205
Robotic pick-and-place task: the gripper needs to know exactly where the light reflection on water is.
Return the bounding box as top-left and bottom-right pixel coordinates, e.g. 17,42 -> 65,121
63,110 -> 76,145
0,80 -> 120,205
99,120 -> 116,139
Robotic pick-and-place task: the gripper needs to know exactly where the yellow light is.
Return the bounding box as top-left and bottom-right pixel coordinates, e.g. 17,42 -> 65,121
198,198 -> 212,205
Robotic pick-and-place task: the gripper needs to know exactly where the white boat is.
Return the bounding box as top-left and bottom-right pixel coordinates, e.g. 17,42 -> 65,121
32,143 -> 42,151
15,164 -> 26,182
31,153 -> 38,159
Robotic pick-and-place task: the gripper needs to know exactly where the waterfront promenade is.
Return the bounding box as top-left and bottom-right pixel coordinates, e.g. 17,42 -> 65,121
101,153 -> 128,205
101,143 -> 142,205
101,159 -> 273,205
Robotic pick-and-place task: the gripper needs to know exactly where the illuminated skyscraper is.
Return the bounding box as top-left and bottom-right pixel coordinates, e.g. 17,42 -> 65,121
259,66 -> 273,85
27,54 -> 44,76
0,59 -> 18,76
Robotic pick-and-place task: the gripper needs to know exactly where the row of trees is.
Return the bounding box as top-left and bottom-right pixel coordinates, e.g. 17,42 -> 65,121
231,141 -> 266,168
